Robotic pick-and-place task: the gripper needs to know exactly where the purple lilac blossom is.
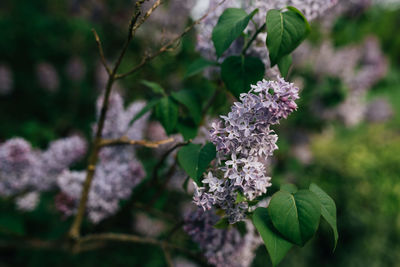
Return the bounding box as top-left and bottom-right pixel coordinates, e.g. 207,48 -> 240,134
57,92 -> 149,223
16,192 -> 40,212
183,208 -> 262,267
0,136 -> 87,210
193,77 -> 299,223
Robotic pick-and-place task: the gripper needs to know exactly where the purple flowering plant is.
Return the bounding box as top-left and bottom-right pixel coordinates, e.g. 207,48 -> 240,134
0,1 -> 342,266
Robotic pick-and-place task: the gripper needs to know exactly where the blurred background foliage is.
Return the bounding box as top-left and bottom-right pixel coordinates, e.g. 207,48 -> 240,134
0,0 -> 400,266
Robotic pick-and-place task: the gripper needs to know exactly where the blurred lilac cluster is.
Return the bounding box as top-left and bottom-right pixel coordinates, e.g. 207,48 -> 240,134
184,208 -> 261,267
294,36 -> 388,125
0,135 -> 87,210
193,77 -> 299,223
57,92 -> 149,223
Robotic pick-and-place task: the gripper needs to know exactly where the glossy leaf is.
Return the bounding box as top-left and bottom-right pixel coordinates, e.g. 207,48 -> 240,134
177,143 -> 216,186
185,58 -> 217,78
196,142 -> 216,179
171,90 -> 202,124
310,183 -> 338,250
141,80 -> 166,96
177,143 -> 202,184
278,54 -> 292,77
221,56 -> 265,98
129,98 -> 161,125
212,8 -> 258,57
266,7 -> 310,66
268,190 -> 321,246
281,183 -> 298,194
155,96 -> 178,134
253,207 -> 293,266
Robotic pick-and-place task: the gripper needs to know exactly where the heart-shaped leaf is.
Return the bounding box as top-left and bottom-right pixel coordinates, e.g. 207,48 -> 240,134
221,56 -> 265,98
268,190 -> 321,246
177,142 -> 216,186
212,8 -> 258,57
277,54 -> 292,78
155,96 -> 178,135
310,183 -> 338,250
266,7 -> 310,66
253,207 -> 293,266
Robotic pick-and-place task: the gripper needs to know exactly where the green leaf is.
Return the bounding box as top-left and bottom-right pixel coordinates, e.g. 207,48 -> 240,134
176,120 -> 198,140
141,80 -> 166,96
214,217 -> 230,229
185,58 -> 217,78
281,183 -> 298,194
221,56 -> 265,98
277,54 -> 292,77
155,96 -> 178,134
197,142 -> 216,179
235,191 -> 246,204
177,143 -> 202,184
309,183 -> 338,250
268,190 -> 321,246
253,207 -> 293,266
266,7 -> 310,66
0,214 -> 25,236
212,8 -> 258,57
177,143 -> 216,186
129,98 -> 161,125
171,90 -> 202,124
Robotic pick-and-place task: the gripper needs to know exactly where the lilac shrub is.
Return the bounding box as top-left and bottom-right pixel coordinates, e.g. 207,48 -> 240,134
57,92 -> 149,223
193,77 -> 299,223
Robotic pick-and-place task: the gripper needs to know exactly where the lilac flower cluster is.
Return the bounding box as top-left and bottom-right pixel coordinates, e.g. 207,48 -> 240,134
0,136 -> 87,209
183,208 -> 261,267
193,77 -> 299,223
57,92 -> 149,223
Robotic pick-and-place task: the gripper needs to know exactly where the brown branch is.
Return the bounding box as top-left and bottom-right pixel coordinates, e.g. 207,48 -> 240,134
132,0 -> 163,36
99,136 -> 174,148
78,233 -> 192,254
115,0 -> 227,80
162,243 -> 173,267
92,29 -> 111,75
68,0 -> 159,240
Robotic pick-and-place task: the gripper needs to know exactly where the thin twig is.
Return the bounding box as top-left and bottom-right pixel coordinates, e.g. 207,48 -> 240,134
162,243 -> 174,267
152,141 -> 191,183
68,0 -> 153,240
115,0 -> 227,80
242,22 -> 266,55
99,136 -> 174,148
79,233 -> 193,254
92,29 -> 112,75
131,0 -> 163,36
